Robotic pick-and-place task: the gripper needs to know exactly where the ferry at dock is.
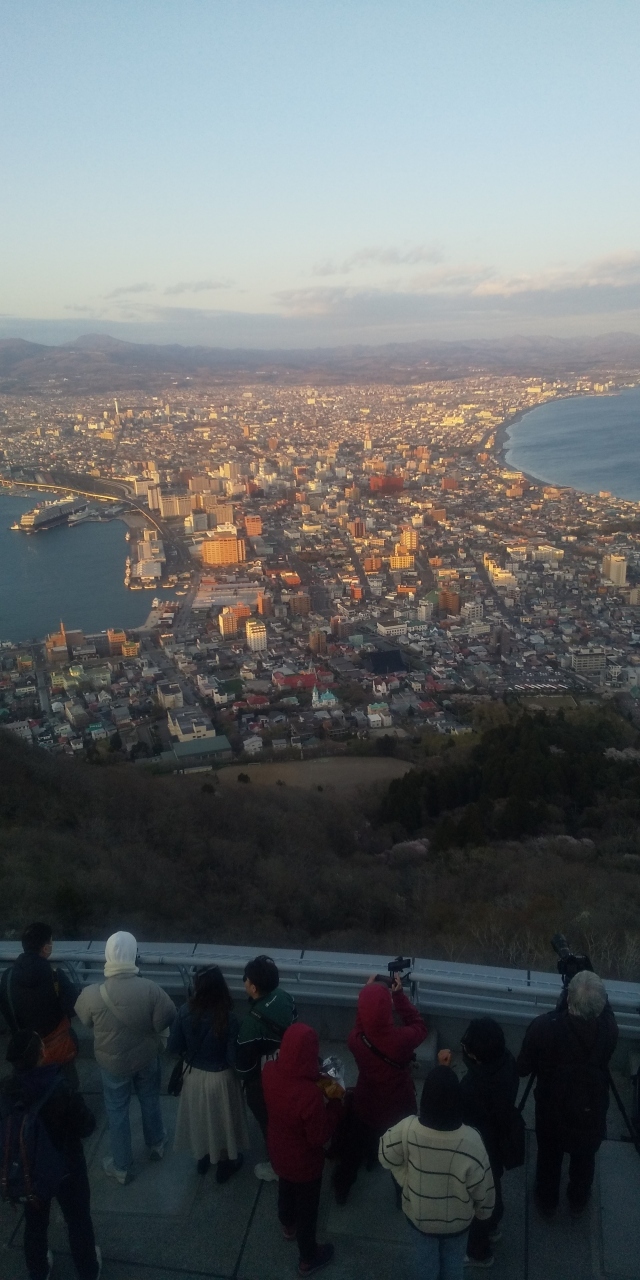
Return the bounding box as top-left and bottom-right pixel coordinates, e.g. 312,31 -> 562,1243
12,495 -> 89,533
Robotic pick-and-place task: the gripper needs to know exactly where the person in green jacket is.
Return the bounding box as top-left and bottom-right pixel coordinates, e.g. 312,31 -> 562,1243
236,955 -> 297,1182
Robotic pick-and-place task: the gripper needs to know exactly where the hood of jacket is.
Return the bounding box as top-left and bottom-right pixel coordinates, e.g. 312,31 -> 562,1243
357,982 -> 394,1040
274,1023 -> 319,1081
250,985 -> 296,1031
11,952 -> 53,990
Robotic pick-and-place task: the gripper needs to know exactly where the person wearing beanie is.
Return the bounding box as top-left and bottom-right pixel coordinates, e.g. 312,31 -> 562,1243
379,1066 -> 495,1280
459,1018 -> 519,1268
0,1030 -> 100,1280
74,932 -> 176,1184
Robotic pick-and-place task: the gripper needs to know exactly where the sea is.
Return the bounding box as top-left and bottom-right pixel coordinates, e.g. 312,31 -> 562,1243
0,494 -> 153,644
505,385 -> 640,503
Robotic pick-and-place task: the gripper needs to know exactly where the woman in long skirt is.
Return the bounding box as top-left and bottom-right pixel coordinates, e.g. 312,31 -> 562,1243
169,966 -> 249,1182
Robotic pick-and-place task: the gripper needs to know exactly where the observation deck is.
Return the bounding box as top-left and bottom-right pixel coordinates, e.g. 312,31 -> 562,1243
2,941 -> 640,1280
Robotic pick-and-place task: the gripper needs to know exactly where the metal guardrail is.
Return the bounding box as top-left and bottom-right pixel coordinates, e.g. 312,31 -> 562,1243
2,942 -> 640,1036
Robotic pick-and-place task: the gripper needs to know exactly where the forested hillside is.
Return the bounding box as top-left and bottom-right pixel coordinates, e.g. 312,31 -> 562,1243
3,708 -> 640,978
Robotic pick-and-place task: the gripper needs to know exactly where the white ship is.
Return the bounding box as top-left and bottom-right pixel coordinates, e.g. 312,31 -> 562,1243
15,495 -> 89,533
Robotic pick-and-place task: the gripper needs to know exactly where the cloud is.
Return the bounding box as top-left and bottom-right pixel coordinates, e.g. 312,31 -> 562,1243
164,279 -> 233,295
104,282 -> 155,299
475,252 -> 640,298
313,244 -> 443,276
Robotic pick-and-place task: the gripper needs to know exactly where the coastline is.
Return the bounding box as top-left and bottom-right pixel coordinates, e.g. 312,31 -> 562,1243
492,391 -> 632,498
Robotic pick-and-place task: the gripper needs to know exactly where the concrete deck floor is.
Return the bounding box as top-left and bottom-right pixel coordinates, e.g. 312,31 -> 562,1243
2,1047 -> 640,1280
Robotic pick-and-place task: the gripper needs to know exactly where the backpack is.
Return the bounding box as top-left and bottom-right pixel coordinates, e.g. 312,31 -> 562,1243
549,1015 -> 609,1150
0,1077 -> 68,1207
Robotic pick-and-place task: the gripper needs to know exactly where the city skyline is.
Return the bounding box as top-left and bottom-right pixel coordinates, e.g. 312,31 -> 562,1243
2,1 -> 640,346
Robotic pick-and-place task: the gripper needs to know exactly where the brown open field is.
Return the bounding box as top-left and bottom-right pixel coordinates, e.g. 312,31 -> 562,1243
217,756 -> 414,793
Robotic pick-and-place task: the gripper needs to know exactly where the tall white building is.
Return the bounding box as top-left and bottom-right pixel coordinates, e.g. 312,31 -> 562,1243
602,554 -> 627,587
245,618 -> 267,652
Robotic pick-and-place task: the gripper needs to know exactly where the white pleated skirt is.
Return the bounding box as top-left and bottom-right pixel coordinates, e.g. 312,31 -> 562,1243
173,1066 -> 249,1161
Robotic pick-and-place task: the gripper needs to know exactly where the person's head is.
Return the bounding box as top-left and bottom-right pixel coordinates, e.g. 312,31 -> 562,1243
6,1029 -> 44,1072
103,931 -> 137,967
461,1017 -> 506,1065
420,1066 -> 463,1132
567,969 -> 607,1020
21,922 -> 53,958
243,955 -> 279,1001
189,966 -> 233,1038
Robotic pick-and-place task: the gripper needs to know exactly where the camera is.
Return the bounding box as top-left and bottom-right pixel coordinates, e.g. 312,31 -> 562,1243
551,933 -> 593,988
374,956 -> 412,988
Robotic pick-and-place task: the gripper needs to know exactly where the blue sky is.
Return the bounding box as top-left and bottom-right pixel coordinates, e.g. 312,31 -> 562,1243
1,0 -> 640,348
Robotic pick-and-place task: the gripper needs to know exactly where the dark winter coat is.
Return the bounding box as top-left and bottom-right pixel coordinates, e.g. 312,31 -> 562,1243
0,1066 -> 96,1166
348,984 -> 428,1132
459,1049 -> 519,1177
516,1003 -> 618,1146
263,1023 -> 342,1182
168,1005 -> 239,1072
0,952 -> 79,1039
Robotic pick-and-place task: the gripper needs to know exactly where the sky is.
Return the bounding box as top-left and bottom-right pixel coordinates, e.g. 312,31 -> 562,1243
1,0 -> 640,349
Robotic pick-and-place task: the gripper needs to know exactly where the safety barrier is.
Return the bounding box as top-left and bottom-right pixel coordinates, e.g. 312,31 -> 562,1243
2,941 -> 640,1036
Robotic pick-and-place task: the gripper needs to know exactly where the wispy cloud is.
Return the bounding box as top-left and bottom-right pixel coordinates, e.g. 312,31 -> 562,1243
164,279 -> 233,296
104,282 -> 155,299
313,244 -> 443,276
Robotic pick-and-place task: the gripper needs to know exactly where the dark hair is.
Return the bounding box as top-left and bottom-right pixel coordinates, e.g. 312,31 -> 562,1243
7,1030 -> 42,1071
461,1017 -> 505,1065
243,955 -> 279,995
419,1066 -> 462,1131
21,922 -> 53,954
189,967 -> 233,1039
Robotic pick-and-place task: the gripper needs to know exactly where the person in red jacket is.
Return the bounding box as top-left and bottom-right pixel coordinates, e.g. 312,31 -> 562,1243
263,1023 -> 342,1276
333,972 -> 427,1203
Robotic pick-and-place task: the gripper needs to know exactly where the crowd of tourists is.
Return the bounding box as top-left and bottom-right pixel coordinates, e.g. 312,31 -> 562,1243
0,923 -> 620,1280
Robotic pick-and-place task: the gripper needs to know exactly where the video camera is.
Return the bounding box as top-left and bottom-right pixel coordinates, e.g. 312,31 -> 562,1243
551,932 -> 593,989
374,955 -> 412,988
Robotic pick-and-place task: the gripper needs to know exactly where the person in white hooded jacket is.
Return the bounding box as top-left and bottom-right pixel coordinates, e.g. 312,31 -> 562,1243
75,932 -> 176,1184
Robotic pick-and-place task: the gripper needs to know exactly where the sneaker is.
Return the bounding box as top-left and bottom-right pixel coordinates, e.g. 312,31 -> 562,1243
254,1160 -> 278,1182
102,1156 -> 133,1185
465,1256 -> 495,1268
282,1224 -> 297,1241
488,1230 -> 502,1244
298,1243 -> 335,1275
149,1142 -> 165,1161
197,1154 -> 211,1176
216,1153 -> 244,1183
95,1245 -> 103,1279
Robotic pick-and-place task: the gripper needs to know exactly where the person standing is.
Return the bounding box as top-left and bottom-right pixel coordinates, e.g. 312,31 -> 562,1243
236,954 -> 297,1181
458,1018 -> 519,1268
332,973 -> 427,1203
263,1023 -> 342,1276
379,1066 -> 495,1280
0,922 -> 79,1080
74,931 -> 176,1185
0,1030 -> 101,1280
516,968 -> 618,1217
169,966 -> 249,1182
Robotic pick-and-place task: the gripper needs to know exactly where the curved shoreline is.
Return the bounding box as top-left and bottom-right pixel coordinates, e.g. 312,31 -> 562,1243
493,391 -> 637,501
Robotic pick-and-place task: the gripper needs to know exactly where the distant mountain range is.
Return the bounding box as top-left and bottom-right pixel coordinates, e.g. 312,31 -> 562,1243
1,331 -> 640,393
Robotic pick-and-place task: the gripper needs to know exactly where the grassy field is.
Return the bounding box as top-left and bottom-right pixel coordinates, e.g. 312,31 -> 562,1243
217,756 -> 414,793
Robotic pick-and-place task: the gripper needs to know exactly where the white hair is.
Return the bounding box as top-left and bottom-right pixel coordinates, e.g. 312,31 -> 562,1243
567,969 -> 607,1020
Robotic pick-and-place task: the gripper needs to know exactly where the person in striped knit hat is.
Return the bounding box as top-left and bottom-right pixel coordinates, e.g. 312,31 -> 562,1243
379,1066 -> 495,1278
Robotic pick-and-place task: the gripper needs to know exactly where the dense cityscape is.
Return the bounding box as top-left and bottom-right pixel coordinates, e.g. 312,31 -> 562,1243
2,367 -> 640,768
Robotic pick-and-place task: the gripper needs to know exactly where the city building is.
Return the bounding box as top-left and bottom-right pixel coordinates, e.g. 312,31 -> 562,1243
245,618 -> 267,652
602,554 -> 627,586
201,534 -> 246,566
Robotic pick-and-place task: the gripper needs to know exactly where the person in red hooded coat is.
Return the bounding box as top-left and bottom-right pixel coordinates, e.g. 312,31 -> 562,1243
263,1022 -> 342,1276
332,972 -> 427,1203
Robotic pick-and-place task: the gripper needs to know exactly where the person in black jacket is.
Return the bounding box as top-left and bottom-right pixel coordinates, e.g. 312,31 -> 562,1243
0,923 -> 79,1079
1,1030 -> 100,1280
459,1017 -> 519,1267
516,969 -> 618,1217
